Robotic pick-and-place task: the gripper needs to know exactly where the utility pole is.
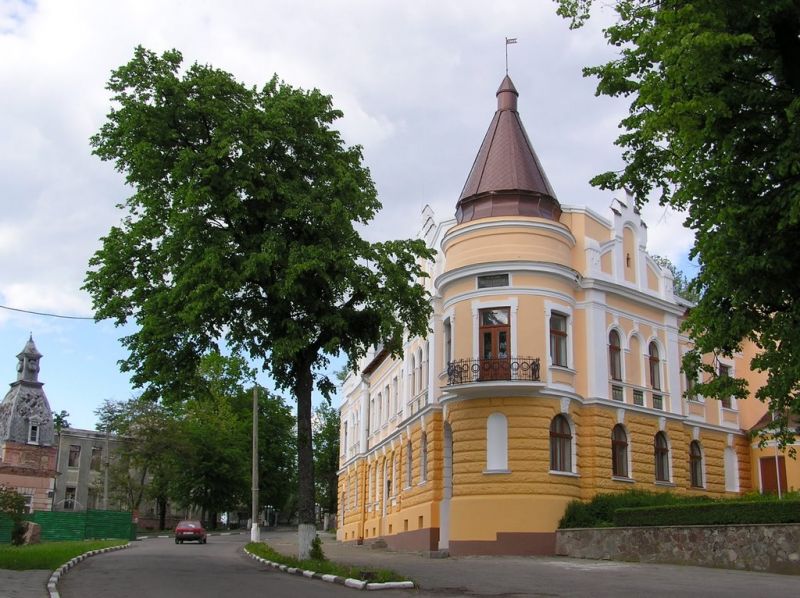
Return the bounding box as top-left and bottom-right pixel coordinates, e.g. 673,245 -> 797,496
103,428 -> 110,510
250,385 -> 260,542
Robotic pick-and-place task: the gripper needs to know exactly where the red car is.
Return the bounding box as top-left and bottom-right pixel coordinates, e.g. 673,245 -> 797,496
174,520 -> 207,544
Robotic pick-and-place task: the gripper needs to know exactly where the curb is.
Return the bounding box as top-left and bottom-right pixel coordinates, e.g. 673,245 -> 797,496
136,531 -> 242,540
243,546 -> 414,591
47,543 -> 130,598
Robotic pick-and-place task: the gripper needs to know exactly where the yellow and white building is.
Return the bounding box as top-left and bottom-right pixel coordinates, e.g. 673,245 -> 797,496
336,76 -> 794,555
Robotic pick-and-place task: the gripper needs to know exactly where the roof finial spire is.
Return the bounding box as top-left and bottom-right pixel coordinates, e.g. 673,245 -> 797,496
505,37 -> 517,75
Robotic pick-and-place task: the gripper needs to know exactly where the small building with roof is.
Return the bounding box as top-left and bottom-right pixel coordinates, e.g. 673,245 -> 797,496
335,75 -> 793,556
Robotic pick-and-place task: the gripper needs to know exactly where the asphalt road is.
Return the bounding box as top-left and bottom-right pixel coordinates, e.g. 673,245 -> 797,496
57,535 -> 364,598
53,530 -> 800,598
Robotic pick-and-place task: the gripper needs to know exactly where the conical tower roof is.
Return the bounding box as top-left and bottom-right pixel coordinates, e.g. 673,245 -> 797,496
456,75 -> 560,224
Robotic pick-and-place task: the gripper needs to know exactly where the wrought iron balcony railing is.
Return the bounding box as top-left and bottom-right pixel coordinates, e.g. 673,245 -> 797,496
447,357 -> 541,385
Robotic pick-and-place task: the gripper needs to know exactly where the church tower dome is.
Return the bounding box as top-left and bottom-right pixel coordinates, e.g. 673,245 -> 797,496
455,75 -> 561,224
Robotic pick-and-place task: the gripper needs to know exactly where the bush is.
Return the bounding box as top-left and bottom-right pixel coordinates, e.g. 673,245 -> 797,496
309,534 -> 325,561
558,490 -> 712,529
614,500 -> 800,527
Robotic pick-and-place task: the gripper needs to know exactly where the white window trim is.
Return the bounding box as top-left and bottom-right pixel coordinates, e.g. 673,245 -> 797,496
545,301 -> 574,374
471,298 -> 519,360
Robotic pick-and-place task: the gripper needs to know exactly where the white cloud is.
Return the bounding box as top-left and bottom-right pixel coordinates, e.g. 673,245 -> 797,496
0,0 -> 697,427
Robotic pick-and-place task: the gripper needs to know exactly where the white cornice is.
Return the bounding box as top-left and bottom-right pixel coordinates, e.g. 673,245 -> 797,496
436,260 -> 580,293
581,277 -> 685,316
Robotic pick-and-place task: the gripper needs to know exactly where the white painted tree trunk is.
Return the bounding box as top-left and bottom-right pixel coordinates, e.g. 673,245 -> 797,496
298,523 -> 316,559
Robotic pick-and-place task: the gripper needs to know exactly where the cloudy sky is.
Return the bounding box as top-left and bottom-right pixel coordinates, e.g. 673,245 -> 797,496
0,0 -> 694,430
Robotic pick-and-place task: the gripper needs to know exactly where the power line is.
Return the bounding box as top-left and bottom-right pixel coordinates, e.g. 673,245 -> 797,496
0,304 -> 96,320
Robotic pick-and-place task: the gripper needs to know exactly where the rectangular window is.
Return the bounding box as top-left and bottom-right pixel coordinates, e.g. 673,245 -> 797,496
612,385 -> 624,402
549,313 -> 568,367
68,445 -> 81,468
719,364 -> 732,408
652,394 -> 663,410
633,389 -> 644,406
64,487 -> 76,510
90,446 -> 103,471
685,373 -> 699,401
477,273 -> 509,288
28,424 -> 39,443
392,377 -> 399,414
443,319 -> 452,366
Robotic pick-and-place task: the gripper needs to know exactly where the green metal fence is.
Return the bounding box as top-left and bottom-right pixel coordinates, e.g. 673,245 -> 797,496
0,510 -> 135,543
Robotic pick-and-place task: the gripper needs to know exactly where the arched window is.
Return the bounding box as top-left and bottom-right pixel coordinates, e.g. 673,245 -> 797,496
410,355 -> 416,396
417,348 -> 424,393
406,441 -> 413,488
654,432 -> 670,482
609,330 -> 622,381
611,424 -> 628,477
549,415 -> 572,472
391,453 -> 397,496
486,412 -> 508,471
648,342 -> 661,390
420,432 -> 428,482
689,441 -> 703,488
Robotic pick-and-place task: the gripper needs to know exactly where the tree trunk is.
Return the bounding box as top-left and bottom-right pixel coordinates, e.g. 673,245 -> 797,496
158,496 -> 167,531
296,360 -> 316,559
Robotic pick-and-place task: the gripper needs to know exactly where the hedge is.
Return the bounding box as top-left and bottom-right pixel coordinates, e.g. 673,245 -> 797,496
613,500 -> 800,527
558,490 -> 713,529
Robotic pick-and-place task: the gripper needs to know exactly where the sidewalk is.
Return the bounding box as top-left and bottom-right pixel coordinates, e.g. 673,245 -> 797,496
258,527 -> 800,597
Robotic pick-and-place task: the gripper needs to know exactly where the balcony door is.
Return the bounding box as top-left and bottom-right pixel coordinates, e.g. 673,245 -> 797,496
479,308 -> 510,380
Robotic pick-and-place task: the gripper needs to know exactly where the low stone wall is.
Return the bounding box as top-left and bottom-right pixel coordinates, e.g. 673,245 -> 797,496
556,524 -> 800,575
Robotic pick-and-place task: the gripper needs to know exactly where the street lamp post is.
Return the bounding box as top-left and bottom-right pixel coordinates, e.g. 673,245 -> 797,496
250,385 -> 260,542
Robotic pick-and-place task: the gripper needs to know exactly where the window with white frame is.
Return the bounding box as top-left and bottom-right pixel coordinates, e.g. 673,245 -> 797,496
719,364 -> 733,408
406,441 -> 413,488
648,342 -> 661,390
443,318 -> 452,366
550,313 -> 568,367
609,330 -> 622,381
549,415 -> 572,472
477,273 -> 509,288
612,424 -> 628,478
689,441 -> 704,488
654,432 -> 670,482
420,432 -> 428,482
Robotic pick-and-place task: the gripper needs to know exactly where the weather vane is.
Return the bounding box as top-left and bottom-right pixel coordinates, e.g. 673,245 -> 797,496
505,37 -> 517,75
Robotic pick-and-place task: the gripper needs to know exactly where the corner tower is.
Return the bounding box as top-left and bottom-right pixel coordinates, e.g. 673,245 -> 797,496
456,75 -> 561,224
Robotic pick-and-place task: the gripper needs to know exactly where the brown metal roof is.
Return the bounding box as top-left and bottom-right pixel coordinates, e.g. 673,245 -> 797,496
456,75 -> 560,224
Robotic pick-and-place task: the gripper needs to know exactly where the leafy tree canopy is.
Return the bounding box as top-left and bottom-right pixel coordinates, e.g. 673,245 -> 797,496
555,0 -> 800,447
312,400 -> 340,517
85,47 -> 432,555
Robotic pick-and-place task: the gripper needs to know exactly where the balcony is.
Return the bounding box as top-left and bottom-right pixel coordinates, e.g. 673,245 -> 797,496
447,357 -> 541,384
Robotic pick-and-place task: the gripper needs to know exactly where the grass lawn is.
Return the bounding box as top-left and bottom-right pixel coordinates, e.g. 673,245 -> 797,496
0,540 -> 128,571
245,542 -> 409,583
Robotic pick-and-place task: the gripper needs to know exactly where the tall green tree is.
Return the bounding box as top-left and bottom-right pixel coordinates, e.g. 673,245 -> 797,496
555,0 -> 800,447
313,400 -> 340,521
95,396 -> 179,516
85,47 -> 432,556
